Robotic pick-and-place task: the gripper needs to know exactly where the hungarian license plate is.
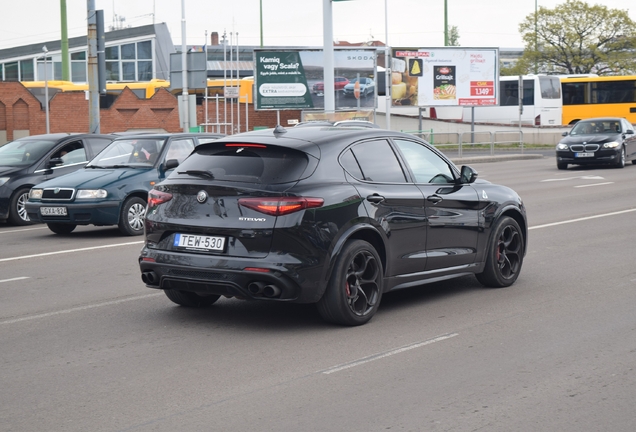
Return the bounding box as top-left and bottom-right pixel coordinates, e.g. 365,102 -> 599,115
40,206 -> 67,216
575,152 -> 594,158
174,233 -> 225,251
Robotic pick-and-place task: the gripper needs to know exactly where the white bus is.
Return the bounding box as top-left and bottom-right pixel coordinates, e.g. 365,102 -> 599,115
426,75 -> 563,126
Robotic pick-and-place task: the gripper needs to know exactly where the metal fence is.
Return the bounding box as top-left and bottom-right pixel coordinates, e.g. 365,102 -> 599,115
403,129 -> 525,157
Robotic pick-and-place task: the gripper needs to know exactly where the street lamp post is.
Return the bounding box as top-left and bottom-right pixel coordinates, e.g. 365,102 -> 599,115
42,45 -> 50,134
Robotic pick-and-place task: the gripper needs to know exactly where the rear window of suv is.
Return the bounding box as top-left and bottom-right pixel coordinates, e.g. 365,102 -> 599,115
172,143 -> 310,184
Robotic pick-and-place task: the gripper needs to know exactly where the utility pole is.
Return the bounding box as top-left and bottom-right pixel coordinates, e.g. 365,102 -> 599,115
322,0 -> 335,113
87,0 -> 100,133
444,0 -> 449,46
181,0 -> 189,132
61,0 -> 70,81
260,0 -> 264,48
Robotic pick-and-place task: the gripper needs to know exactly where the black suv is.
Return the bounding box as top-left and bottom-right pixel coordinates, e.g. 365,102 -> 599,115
0,133 -> 114,225
139,126 -> 527,326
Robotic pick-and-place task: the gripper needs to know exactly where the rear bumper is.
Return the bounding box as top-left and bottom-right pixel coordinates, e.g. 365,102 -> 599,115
138,246 -> 327,303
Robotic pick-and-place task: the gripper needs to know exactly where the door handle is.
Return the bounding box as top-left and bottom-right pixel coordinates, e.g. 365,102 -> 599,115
427,195 -> 442,204
366,194 -> 385,203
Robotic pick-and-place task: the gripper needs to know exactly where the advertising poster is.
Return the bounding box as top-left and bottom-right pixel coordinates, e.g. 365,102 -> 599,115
391,48 -> 499,107
254,49 -> 376,111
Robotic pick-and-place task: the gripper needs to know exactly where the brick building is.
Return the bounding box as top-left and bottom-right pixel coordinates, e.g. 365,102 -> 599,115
0,81 -> 301,144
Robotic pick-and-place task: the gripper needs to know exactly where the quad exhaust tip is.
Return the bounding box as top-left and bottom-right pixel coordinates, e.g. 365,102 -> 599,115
248,281 -> 282,298
141,271 -> 158,285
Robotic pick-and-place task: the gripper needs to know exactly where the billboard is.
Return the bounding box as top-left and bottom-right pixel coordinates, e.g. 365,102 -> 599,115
391,48 -> 499,107
254,49 -> 376,111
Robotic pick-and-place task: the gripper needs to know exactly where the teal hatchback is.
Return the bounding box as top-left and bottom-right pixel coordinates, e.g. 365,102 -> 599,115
26,133 -> 224,235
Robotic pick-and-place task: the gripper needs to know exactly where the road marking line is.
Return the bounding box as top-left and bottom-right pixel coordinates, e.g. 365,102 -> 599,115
0,226 -> 49,234
0,292 -> 162,325
0,241 -> 144,263
321,333 -> 459,375
574,182 -> 614,188
0,277 -> 30,284
541,175 -> 605,182
529,208 -> 636,230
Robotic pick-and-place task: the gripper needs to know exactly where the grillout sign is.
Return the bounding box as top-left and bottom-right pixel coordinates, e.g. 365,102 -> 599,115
390,47 -> 499,107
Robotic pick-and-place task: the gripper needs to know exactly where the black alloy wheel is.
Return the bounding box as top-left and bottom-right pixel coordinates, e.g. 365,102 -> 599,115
318,239 -> 383,326
615,146 -> 626,168
8,187 -> 33,225
476,216 -> 524,288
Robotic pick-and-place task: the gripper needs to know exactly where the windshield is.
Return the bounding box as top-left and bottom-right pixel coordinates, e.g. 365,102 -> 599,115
88,138 -> 164,167
570,120 -> 621,135
0,138 -> 57,167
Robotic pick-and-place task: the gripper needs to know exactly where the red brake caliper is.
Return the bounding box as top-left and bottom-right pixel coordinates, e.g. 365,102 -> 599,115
345,281 -> 351,297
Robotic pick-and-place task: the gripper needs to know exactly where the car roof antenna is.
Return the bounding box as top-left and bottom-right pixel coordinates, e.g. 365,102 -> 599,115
273,125 -> 287,135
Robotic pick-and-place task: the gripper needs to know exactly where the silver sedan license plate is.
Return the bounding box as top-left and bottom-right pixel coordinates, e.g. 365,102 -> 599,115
40,206 -> 67,216
174,233 -> 225,251
575,152 -> 594,158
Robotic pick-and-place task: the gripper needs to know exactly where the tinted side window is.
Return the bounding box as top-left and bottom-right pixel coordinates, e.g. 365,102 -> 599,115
85,138 -> 112,156
52,141 -> 86,166
350,139 -> 406,183
500,79 -> 535,106
339,149 -> 364,179
164,139 -> 195,165
394,139 -> 455,184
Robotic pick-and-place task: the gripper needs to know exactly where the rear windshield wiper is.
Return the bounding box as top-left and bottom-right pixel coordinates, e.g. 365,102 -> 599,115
178,170 -> 215,179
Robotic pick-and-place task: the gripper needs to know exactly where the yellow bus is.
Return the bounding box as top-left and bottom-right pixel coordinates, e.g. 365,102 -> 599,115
171,77 -> 254,104
561,75 -> 636,125
22,79 -> 171,99
23,77 -> 254,104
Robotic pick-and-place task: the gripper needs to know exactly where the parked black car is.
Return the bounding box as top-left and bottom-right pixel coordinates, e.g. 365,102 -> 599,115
26,133 -> 224,236
139,126 -> 527,326
556,117 -> 636,169
0,133 -> 114,225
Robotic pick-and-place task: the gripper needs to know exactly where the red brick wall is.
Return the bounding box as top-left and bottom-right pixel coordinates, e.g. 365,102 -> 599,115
0,82 -> 303,141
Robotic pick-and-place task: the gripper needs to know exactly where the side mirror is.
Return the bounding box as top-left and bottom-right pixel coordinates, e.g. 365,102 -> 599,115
48,157 -> 63,168
561,131 -> 568,136
460,165 -> 478,184
626,129 -> 635,135
164,158 -> 179,170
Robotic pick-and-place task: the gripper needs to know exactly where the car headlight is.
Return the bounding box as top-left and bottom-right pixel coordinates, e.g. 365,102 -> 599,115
0,177 -> 9,187
556,143 -> 569,150
603,141 -> 620,149
76,189 -> 108,199
29,188 -> 43,200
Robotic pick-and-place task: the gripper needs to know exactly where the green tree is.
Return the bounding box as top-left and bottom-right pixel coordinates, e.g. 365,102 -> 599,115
447,25 -> 460,46
518,0 -> 636,75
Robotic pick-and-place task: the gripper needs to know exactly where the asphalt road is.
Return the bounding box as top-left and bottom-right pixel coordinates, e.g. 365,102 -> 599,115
1,157 -> 635,431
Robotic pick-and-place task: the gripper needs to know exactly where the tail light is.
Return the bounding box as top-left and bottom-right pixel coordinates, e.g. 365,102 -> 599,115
429,107 -> 437,119
148,189 -> 173,207
239,197 -> 324,216
535,115 -> 541,126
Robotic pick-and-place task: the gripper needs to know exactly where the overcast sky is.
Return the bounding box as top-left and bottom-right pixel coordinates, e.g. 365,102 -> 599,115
1,0 -> 635,51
